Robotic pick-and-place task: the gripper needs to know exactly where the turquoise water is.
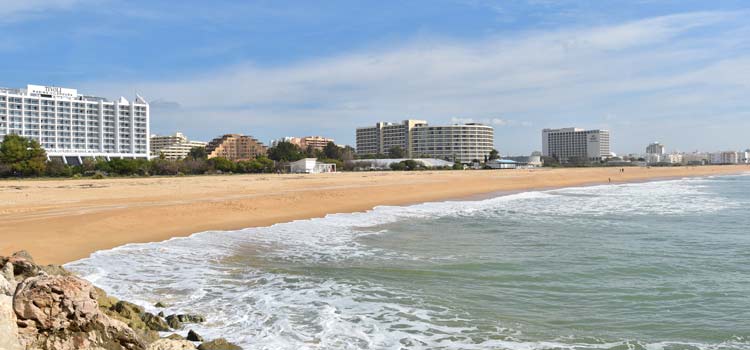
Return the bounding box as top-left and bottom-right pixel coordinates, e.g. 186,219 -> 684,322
67,174 -> 750,349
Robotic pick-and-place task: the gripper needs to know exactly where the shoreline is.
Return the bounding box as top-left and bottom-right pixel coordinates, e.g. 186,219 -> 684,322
1,165 -> 747,265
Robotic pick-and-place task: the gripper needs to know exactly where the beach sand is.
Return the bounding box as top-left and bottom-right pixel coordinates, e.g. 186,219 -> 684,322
1,165 -> 747,264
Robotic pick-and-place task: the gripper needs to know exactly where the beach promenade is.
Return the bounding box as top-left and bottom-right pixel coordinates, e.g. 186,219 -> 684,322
1,165 -> 746,264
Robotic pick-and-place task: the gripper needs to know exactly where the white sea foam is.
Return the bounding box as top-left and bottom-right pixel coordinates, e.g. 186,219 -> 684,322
65,176 -> 749,350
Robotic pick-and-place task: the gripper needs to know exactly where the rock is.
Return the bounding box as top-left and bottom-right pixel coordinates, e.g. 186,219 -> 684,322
198,338 -> 243,350
166,333 -> 185,340
167,313 -> 206,324
187,329 -> 204,342
143,312 -> 171,331
11,250 -> 34,262
1,261 -> 14,282
40,264 -> 71,277
158,311 -> 165,317
12,274 -> 146,350
0,274 -> 13,296
155,301 -> 168,308
0,295 -> 23,350
6,252 -> 40,281
165,314 -> 183,329
147,338 -> 198,350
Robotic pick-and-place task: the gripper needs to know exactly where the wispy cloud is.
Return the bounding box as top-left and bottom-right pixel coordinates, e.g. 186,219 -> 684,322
81,10 -> 750,153
0,0 -> 86,24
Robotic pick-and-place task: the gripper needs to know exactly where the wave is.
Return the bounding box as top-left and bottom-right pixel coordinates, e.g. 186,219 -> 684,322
65,175 -> 749,349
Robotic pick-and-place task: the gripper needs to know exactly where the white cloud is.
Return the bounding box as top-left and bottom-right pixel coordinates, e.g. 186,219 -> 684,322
0,0 -> 86,23
80,11 -> 750,153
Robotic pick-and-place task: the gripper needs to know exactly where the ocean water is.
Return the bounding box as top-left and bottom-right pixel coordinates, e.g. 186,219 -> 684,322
66,174 -> 750,350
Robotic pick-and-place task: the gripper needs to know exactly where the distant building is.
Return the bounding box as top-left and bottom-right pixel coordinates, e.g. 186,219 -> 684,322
662,153 -> 683,164
356,119 -> 494,163
356,119 -> 427,157
288,158 -> 336,174
486,159 -> 518,169
541,127 -> 611,163
710,151 -> 739,164
682,152 -> 709,165
205,134 -> 267,161
0,84 -> 149,165
739,150 -> 750,164
646,142 -> 666,155
150,132 -> 207,160
272,136 -> 334,151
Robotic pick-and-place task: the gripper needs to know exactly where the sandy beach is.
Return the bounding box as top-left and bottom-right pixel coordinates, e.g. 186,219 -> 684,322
0,165 -> 746,265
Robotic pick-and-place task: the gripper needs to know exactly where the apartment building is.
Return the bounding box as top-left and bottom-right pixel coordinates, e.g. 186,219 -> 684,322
646,142 -> 665,155
710,151 -> 739,164
356,120 -> 427,157
542,127 -> 611,163
356,120 -> 493,163
0,84 -> 149,164
150,132 -> 207,160
205,134 -> 267,161
272,136 -> 335,151
411,123 -> 494,163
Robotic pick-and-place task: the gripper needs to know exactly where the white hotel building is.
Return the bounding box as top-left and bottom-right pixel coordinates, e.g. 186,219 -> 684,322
0,85 -> 149,164
542,127 -> 611,163
356,120 -> 494,163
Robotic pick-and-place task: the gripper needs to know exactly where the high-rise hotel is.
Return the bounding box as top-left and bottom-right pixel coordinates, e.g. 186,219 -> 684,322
356,120 -> 494,163
0,84 -> 149,164
542,127 -> 611,163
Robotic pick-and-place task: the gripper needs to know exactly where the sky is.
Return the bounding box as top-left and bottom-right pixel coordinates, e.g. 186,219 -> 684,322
2,0 -> 749,155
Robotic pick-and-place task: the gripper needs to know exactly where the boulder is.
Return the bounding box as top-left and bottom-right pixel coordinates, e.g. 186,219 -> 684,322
6,251 -> 40,281
155,301 -> 168,308
0,295 -> 23,350
187,329 -> 204,342
147,338 -> 198,350
197,338 -> 243,350
166,333 -> 185,340
142,312 -> 171,331
166,313 -> 206,326
165,315 -> 183,329
12,274 -> 146,350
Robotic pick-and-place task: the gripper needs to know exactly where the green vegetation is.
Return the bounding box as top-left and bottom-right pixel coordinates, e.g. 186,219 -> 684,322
0,134 -> 47,176
387,146 -> 406,159
389,159 -> 425,171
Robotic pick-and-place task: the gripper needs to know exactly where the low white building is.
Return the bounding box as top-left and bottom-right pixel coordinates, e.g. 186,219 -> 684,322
288,158 -> 336,174
486,159 -> 518,169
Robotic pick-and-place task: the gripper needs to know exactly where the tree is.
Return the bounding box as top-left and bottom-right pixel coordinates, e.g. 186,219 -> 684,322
267,141 -> 304,162
0,134 -> 47,176
188,146 -> 207,160
323,142 -> 342,160
388,146 -> 406,159
209,157 -> 235,173
45,159 -> 73,177
489,149 -> 499,161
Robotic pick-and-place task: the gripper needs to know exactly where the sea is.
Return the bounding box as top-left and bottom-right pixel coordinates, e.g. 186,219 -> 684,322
66,173 -> 750,350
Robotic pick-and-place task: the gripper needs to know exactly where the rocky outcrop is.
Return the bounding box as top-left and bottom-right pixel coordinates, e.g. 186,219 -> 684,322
1,251 -> 236,350
147,339 -> 197,350
197,338 -> 243,350
13,274 -> 145,350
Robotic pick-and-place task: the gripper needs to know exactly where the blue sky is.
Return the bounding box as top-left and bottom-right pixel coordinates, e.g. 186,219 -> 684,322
2,0 -> 750,155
